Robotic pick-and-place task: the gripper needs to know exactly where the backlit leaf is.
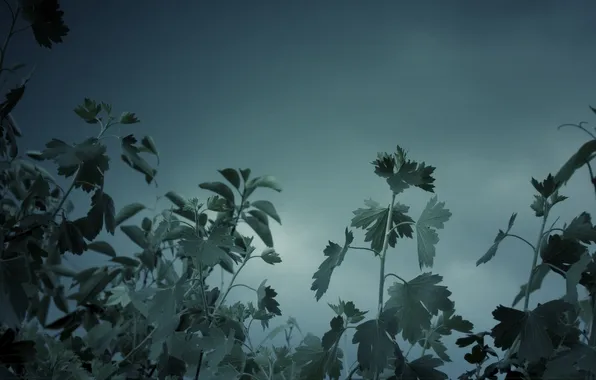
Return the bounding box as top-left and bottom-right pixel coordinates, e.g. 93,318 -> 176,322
120,225 -> 149,249
87,241 -> 116,258
250,200 -> 281,224
385,273 -> 453,343
476,213 -> 517,266
416,196 -> 451,269
115,202 -> 146,226
199,181 -> 235,204
311,228 -> 354,301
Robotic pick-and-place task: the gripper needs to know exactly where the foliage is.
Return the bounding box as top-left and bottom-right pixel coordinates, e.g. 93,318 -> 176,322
1,1 -> 596,380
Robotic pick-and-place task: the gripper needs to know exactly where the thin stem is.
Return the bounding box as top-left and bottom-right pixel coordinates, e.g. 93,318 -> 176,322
373,193 -> 396,380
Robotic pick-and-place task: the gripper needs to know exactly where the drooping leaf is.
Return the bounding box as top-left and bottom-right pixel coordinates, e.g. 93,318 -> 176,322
244,175 -> 282,199
311,228 -> 354,301
87,241 -> 116,258
261,248 -> 282,265
199,181 -> 235,205
21,0 -> 70,49
140,136 -> 159,163
250,200 -> 281,224
554,139 -> 596,190
563,212 -> 596,245
416,196 -> 451,269
385,273 -> 453,343
257,280 -> 282,316
218,168 -> 241,189
476,213 -> 517,266
114,202 -> 146,226
120,225 -> 149,249
398,355 -> 448,380
491,299 -> 574,362
121,134 -> 156,184
352,307 -> 400,376
244,214 -> 274,247
164,191 -> 187,208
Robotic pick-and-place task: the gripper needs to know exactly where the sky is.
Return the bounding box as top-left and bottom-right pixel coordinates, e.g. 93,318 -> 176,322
5,0 -> 596,378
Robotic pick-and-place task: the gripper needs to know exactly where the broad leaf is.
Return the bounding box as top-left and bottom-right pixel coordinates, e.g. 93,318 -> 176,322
416,196 -> 451,269
311,228 -> 354,301
115,202 -> 146,226
385,273 -> 453,343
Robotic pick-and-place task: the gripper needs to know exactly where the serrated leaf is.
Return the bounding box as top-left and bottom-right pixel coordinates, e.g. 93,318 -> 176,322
311,228 -> 354,301
87,241 -> 116,258
22,0 -> 69,49
476,213 -> 517,266
179,226 -> 235,269
250,200 -> 281,224
257,280 -> 282,316
218,168 -> 241,189
563,212 -> 596,244
115,202 -> 146,226
400,355 -> 448,380
352,307 -> 400,375
491,299 -> 573,362
119,112 -> 140,124
351,199 -> 414,254
385,273 -> 453,343
416,196 -> 451,269
261,248 -> 282,265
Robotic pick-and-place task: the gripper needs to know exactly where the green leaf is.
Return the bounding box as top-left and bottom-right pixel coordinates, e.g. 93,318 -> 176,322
115,202 -> 146,226
244,214 -> 274,247
292,333 -> 343,380
250,200 -> 281,224
352,307 -> 400,375
218,168 -> 241,189
239,168 -> 251,182
543,342 -> 596,380
120,225 -> 149,249
400,355 -> 448,380
121,134 -> 156,184
44,264 -> 77,278
22,0 -> 69,49
476,213 -> 517,266
416,196 -> 451,269
179,226 -> 235,269
421,330 -> 451,362
563,212 -> 596,244
385,273 -> 453,343
261,248 -> 282,265
491,299 -> 573,362
554,139 -> 596,190
119,112 -> 140,124
530,174 -> 559,198
564,253 -> 592,307
199,181 -> 235,205
140,136 -> 159,163
164,191 -> 187,208
372,147 -> 436,194
87,241 -> 117,258
257,280 -> 282,315
311,228 -> 354,301
246,175 -> 282,193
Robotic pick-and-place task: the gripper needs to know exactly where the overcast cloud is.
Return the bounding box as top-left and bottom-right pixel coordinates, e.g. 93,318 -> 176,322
6,0 -> 596,378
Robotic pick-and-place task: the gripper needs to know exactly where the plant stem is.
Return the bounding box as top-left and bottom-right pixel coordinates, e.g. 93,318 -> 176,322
373,193 -> 396,380
522,206 -> 550,311
377,193 -> 396,315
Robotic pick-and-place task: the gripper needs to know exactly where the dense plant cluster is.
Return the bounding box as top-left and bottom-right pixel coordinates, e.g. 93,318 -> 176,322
1,1 -> 596,379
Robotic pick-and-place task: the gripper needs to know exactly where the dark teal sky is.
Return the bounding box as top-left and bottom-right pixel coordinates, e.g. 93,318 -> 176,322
6,0 -> 596,378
